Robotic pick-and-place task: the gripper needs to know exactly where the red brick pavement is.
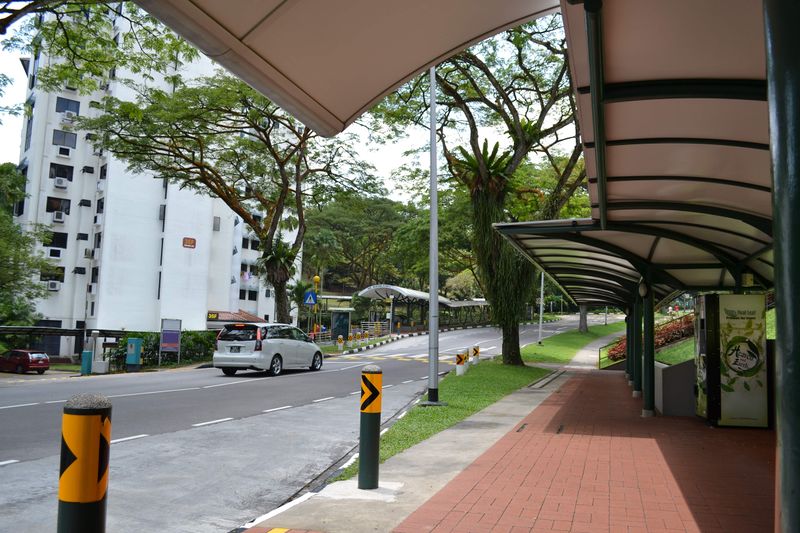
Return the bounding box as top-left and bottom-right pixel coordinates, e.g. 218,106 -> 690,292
394,372 -> 775,533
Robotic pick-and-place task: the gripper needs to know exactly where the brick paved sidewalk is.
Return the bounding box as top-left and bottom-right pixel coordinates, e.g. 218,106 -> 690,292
394,372 -> 775,533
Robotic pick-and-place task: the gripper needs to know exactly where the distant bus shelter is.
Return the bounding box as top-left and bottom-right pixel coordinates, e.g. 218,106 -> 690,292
357,284 -> 488,329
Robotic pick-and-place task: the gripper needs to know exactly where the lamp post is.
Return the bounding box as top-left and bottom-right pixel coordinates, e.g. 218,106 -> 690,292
313,274 -> 321,331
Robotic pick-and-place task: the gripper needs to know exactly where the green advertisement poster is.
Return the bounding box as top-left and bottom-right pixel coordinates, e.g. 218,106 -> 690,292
718,294 -> 768,427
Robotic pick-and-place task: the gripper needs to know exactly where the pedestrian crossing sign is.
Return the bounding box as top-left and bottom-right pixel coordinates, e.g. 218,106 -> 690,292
303,290 -> 317,306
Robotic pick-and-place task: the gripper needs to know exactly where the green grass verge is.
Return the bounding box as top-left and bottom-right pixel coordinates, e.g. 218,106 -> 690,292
521,321 -> 626,364
332,359 -> 550,482
655,338 -> 694,366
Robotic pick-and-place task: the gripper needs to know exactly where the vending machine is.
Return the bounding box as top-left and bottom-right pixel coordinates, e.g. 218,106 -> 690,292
694,293 -> 768,427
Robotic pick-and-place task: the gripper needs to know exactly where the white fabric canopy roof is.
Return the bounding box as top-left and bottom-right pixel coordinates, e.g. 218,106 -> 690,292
134,0 -> 559,136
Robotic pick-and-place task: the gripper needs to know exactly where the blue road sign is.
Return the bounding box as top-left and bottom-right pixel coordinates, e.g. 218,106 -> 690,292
304,290 -> 318,306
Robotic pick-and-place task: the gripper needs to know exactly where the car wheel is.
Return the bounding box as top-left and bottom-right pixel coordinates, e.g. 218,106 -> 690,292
310,352 -> 323,371
268,355 -> 283,376
222,368 -> 237,376
15,364 -> 24,374
37,369 -> 45,375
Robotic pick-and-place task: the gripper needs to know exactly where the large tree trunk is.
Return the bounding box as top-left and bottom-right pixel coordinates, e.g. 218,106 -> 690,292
273,280 -> 291,323
501,321 -> 523,365
578,304 -> 589,333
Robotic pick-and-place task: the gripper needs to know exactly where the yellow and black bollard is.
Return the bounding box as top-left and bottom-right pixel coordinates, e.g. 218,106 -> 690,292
456,352 -> 468,376
57,393 -> 112,533
471,345 -> 480,365
358,365 -> 382,489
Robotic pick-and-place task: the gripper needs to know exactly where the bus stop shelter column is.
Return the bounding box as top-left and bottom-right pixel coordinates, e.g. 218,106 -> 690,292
641,281 -> 655,417
765,2 -> 800,531
632,295 -> 642,398
625,313 -> 633,384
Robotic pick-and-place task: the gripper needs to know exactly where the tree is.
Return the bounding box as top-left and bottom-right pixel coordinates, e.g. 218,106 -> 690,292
371,15 -> 584,364
79,73 -> 374,322
0,162 -> 52,327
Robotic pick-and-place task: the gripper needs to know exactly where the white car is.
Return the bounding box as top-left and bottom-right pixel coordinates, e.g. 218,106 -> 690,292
212,323 -> 323,376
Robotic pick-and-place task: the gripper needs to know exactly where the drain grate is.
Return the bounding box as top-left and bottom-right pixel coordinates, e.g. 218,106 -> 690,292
516,423 -> 528,433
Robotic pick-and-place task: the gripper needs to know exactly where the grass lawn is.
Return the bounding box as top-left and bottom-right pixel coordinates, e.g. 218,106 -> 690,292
49,363 -> 82,372
521,321 -> 626,364
333,359 -> 551,481
655,338 -> 694,366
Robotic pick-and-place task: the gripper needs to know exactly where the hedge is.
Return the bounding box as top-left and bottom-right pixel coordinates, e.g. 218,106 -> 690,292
607,314 -> 694,361
108,330 -> 217,370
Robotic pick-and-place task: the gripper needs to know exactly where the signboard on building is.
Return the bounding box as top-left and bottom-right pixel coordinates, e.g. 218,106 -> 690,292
182,237 -> 197,249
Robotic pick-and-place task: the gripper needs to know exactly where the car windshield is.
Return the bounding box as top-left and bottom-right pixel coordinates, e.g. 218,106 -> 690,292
219,324 -> 258,341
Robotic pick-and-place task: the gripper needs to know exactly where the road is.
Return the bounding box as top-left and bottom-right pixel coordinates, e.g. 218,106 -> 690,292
0,314 -> 619,532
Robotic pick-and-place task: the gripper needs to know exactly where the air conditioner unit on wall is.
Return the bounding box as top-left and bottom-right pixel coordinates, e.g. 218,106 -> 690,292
84,248 -> 94,259
52,211 -> 66,223
61,111 -> 77,123
47,280 -> 61,291
54,177 -> 68,189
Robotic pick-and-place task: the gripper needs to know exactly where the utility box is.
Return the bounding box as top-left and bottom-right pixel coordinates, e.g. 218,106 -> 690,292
330,308 -> 354,344
126,337 -> 143,372
80,350 -> 92,376
695,293 -> 768,427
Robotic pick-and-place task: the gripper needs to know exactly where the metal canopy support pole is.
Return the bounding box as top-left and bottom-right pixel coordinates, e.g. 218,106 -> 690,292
632,296 -> 642,398
764,2 -> 800,531
425,66 -> 442,406
642,284 -> 655,416
625,312 -> 633,383
537,271 -> 545,344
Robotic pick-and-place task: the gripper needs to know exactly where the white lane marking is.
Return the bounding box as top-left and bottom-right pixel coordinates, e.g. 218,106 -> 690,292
420,376 -> 428,380
410,354 -> 427,359
263,405 -> 292,413
0,402 -> 39,410
203,379 -> 261,389
341,453 -> 359,469
111,434 -> 148,444
243,491 -> 314,527
397,411 -> 407,420
313,396 -> 334,403
0,460 -> 19,466
484,345 -> 497,350
349,391 -> 360,395
108,387 -> 200,398
192,417 -> 233,427
383,384 -> 394,389
380,428 -> 389,436
45,400 -> 67,404
402,380 -> 413,384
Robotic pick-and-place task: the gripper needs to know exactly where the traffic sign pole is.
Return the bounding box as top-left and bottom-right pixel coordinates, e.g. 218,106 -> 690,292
358,365 -> 382,489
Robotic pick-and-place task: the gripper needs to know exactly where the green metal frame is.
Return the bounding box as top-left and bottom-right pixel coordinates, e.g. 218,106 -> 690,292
577,78 -> 767,102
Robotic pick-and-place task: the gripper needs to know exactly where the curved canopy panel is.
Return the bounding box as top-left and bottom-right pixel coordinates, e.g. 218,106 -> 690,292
358,284 -> 451,306
134,0 -> 559,137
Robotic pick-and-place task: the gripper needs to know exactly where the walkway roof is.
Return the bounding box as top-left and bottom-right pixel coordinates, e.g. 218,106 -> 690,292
134,0 -> 558,137
357,285 -> 487,308
494,1 -> 773,307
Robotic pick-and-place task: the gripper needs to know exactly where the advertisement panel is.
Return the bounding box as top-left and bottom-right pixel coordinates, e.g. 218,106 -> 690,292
718,294 -> 768,427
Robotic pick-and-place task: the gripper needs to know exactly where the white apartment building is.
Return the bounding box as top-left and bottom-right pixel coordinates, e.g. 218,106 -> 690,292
11,19 -> 297,355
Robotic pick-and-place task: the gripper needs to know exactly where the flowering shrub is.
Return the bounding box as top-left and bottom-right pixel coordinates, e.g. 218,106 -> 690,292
607,314 -> 694,361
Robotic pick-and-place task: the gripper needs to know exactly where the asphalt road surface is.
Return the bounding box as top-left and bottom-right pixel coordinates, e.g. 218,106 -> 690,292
0,314 -> 620,532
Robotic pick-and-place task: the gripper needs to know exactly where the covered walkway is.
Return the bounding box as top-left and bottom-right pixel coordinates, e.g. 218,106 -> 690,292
396,372 -> 774,533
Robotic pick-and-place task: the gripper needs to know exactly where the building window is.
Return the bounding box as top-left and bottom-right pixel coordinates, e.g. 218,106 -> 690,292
263,314 -> 269,322
239,289 -> 246,300
46,196 -> 71,215
13,198 -> 24,217
41,266 -> 65,282
250,240 -> 260,251
52,129 -> 77,148
77,233 -> 88,241
159,238 -> 164,266
49,232 -> 68,249
23,115 -> 33,151
212,216 -> 220,231
157,271 -> 161,299
91,267 -> 98,283
264,288 -> 271,298
55,97 -> 80,115
242,237 -> 249,249
96,198 -> 104,214
94,232 -> 102,249
248,290 -> 257,301
49,163 -> 74,181
90,302 -> 95,317
99,164 -> 107,180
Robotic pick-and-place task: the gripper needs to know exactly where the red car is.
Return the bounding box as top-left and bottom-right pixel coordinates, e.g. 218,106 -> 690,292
0,349 -> 50,374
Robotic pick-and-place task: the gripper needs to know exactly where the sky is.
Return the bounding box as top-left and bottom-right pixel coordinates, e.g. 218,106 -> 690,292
0,49 -> 27,164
